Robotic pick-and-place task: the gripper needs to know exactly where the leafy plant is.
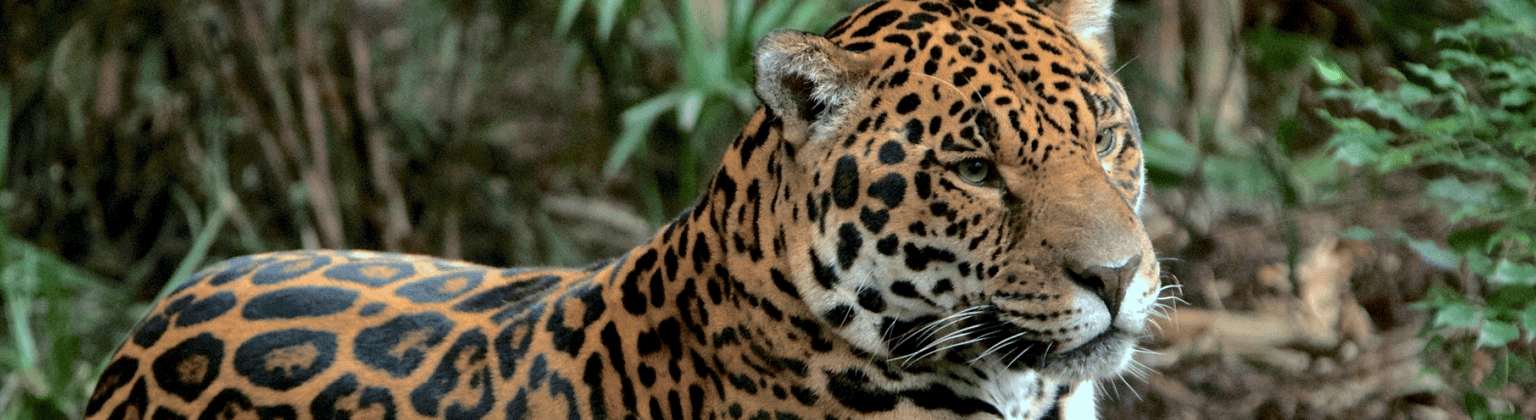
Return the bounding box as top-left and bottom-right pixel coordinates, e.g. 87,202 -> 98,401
557,0 -> 848,222
0,237 -> 142,420
0,82 -> 143,420
1314,1 -> 1536,417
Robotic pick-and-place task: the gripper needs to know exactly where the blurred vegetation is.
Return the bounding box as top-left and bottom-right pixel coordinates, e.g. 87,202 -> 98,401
556,0 -> 851,222
1315,2 -> 1536,417
2,0 -> 1532,418
1114,0 -> 1533,417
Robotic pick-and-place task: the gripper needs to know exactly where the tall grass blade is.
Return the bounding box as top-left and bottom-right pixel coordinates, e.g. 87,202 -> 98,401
156,192 -> 229,303
603,92 -> 681,178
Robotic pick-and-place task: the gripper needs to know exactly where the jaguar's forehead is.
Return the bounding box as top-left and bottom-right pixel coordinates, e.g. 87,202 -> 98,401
822,0 -> 1127,127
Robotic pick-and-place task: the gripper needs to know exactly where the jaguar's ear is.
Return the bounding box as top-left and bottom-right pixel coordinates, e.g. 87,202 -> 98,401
1032,0 -> 1115,60
754,31 -> 875,145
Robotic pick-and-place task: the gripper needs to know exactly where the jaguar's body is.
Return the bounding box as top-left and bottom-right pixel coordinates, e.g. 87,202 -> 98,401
86,0 -> 1162,419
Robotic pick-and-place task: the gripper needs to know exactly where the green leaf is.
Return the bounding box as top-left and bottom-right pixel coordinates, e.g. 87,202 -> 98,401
1478,320 -> 1519,347
1488,285 -> 1535,311
1403,235 -> 1462,270
1332,142 -> 1377,166
1482,353 -> 1513,390
1491,230 -> 1535,260
1424,177 -> 1498,222
1406,63 -> 1462,92
1421,116 -> 1468,138
1377,148 -> 1416,172
1203,152 -> 1279,200
1447,225 -> 1498,254
1505,354 -> 1536,386
1417,285 -> 1461,308
1312,58 -> 1350,85
1492,260 -> 1536,286
1499,89 -> 1533,108
675,90 -> 705,132
160,190 -> 228,302
1324,118 -> 1393,167
750,0 -> 795,39
555,0 -> 585,36
1434,21 -> 1478,45
1397,83 -> 1435,105
1460,391 -> 1492,418
724,0 -> 753,49
1290,154 -> 1342,202
1141,129 -> 1196,188
1436,49 -> 1484,70
1341,226 -> 1376,241
783,0 -> 831,29
2,254 -> 40,372
1432,302 -> 1481,329
1,81 -> 8,191
1465,251 -> 1494,275
1522,303 -> 1536,341
595,0 -> 627,41
603,92 -> 681,178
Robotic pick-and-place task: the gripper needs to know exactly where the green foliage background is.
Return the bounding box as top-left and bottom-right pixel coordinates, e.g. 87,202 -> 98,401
1314,2 -> 1536,416
2,0 -> 1532,418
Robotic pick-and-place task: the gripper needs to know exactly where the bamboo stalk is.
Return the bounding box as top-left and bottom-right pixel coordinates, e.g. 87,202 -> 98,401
349,26 -> 412,251
297,22 -> 345,248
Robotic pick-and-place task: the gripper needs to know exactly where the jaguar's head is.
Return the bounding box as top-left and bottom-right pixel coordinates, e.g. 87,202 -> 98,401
754,0 -> 1162,383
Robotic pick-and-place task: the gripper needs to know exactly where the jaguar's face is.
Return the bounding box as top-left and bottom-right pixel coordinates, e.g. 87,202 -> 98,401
755,0 -> 1161,383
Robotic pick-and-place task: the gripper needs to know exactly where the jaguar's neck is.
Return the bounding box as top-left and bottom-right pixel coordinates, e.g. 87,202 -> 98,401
597,109 -> 811,333
583,110 -> 862,411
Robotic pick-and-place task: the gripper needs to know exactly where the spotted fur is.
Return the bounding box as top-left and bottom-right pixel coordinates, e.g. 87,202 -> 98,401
86,0 -> 1160,419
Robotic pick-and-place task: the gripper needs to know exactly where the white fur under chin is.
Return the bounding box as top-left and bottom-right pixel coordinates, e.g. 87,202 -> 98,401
979,368 -> 1048,420
977,365 -> 1100,420
1058,381 -> 1099,420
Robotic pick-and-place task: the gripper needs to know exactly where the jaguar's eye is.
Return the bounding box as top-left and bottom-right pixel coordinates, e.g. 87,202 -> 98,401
1095,129 -> 1117,157
954,159 -> 994,186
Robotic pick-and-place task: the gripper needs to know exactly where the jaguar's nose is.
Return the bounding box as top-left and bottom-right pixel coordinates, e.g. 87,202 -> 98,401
1063,253 -> 1140,319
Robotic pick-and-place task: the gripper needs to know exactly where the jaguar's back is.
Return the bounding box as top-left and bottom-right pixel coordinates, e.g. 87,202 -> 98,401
87,0 -> 1163,419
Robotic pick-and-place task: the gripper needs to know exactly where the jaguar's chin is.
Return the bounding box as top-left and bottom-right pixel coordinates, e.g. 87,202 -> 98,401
1031,328 -> 1136,383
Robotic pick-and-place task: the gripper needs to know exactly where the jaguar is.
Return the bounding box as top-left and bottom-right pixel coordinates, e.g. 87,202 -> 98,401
85,0 -> 1163,418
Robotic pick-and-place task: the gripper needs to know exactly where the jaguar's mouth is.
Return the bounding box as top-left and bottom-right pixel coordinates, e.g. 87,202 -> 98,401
883,303 -> 1141,382
1032,327 -> 1136,380
961,311 -> 1137,382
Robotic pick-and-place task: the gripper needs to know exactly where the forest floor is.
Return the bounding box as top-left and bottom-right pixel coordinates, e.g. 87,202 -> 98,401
1098,187 -> 1531,419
